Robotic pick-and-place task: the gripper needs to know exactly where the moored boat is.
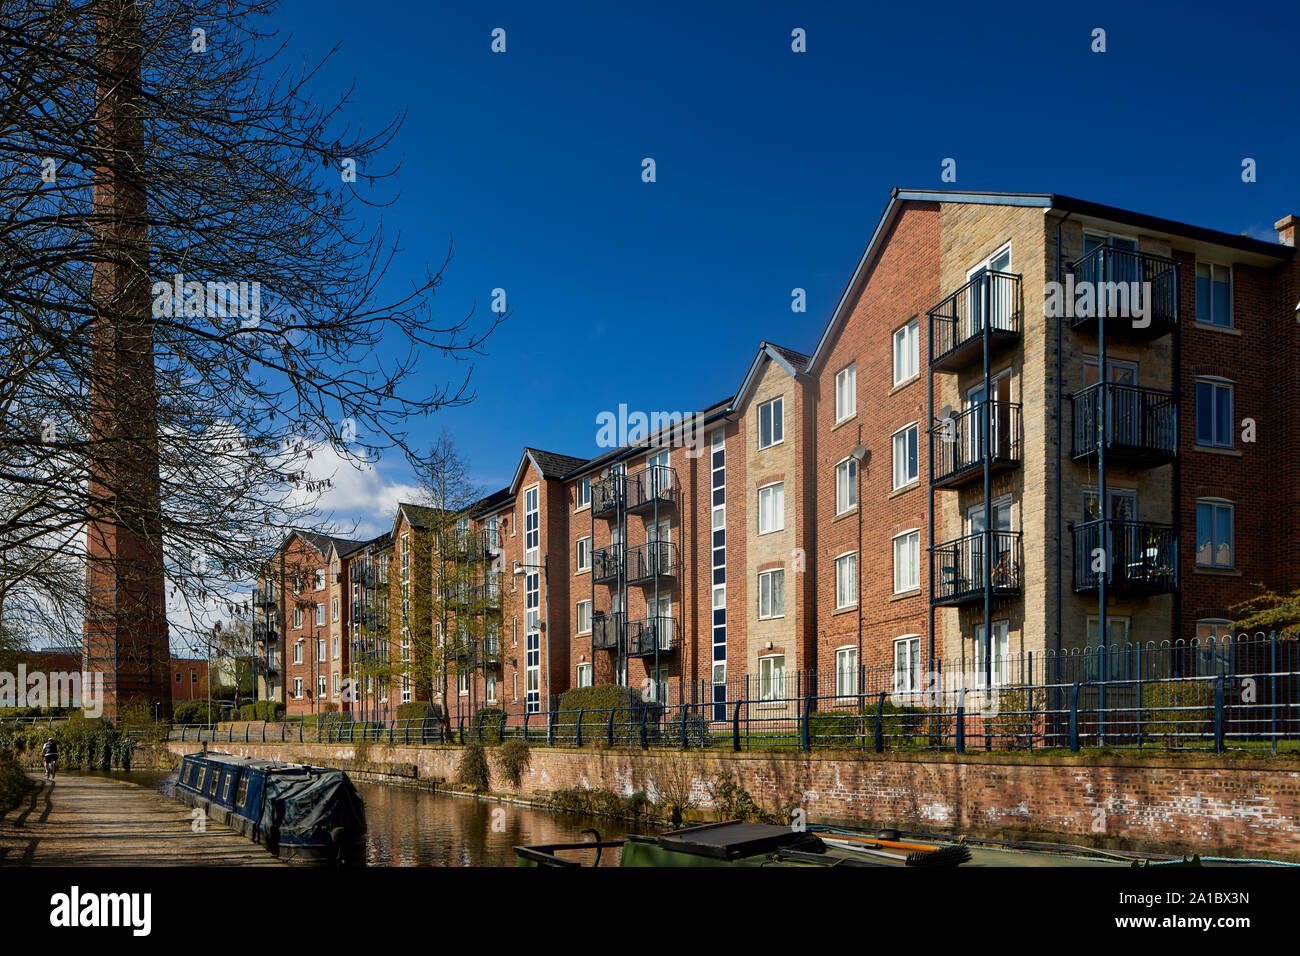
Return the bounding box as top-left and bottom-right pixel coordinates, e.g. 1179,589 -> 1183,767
174,751 -> 366,864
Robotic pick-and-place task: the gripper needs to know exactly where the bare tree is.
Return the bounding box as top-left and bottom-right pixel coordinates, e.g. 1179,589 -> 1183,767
0,1 -> 502,663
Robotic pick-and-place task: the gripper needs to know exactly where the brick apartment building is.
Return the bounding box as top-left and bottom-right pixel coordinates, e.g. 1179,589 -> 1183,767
249,188 -> 1299,718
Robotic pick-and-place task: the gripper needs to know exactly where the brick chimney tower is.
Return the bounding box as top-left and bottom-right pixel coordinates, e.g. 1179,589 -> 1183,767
83,0 -> 171,720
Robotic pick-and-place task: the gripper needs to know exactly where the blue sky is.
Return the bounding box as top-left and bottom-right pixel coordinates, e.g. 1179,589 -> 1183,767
271,0 -> 1300,531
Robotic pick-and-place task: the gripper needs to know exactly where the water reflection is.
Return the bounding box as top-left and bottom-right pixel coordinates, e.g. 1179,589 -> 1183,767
115,771 -> 653,867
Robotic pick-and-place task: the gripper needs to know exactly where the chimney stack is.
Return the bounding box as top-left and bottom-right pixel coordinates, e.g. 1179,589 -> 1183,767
1276,214 -> 1297,247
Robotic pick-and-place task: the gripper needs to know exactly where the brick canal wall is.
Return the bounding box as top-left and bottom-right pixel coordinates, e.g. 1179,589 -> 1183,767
163,740 -> 1300,860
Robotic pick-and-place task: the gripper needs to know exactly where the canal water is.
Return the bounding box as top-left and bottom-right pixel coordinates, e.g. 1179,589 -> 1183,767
112,771 -> 656,866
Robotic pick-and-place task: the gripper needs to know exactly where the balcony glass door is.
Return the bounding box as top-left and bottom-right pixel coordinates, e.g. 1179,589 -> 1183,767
1084,233 -> 1138,288
967,497 -> 1012,589
645,450 -> 668,498
651,594 -> 672,650
966,370 -> 1011,461
967,247 -> 1013,339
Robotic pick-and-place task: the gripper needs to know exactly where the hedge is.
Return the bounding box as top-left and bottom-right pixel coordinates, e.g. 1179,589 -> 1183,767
554,684 -> 663,743
0,756 -> 30,815
237,701 -> 285,722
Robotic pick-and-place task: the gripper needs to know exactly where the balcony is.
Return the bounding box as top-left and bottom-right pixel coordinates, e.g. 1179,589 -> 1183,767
447,638 -> 477,666
626,541 -> 679,586
626,465 -> 678,514
592,611 -> 624,651
477,634 -> 502,669
931,531 -> 1023,607
253,585 -> 277,608
1067,246 -> 1177,340
931,401 -> 1022,490
1072,520 -> 1177,595
438,582 -> 502,615
1071,383 -> 1176,465
252,622 -> 278,645
626,615 -> 679,658
437,528 -> 500,561
592,473 -> 626,518
592,545 -> 624,585
928,271 -> 1021,372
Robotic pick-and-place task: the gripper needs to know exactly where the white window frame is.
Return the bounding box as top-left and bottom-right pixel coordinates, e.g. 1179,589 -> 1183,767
893,318 -> 919,386
835,457 -> 857,515
836,646 -> 859,698
1195,260 -> 1233,328
317,675 -> 328,698
331,596 -> 339,622
893,529 -> 920,594
893,635 -> 921,695
317,638 -> 326,663
892,423 -> 919,490
575,477 -> 591,511
757,569 -> 785,620
315,603 -> 326,627
292,642 -> 303,665
314,569 -> 325,591
1196,498 -> 1235,569
835,362 -> 857,423
973,621 -> 1011,688
757,482 -> 784,535
758,655 -> 786,701
576,536 -> 592,572
577,600 -> 592,635
576,663 -> 593,688
485,674 -> 498,703
1195,377 -> 1234,449
757,397 -> 784,450
834,551 -> 858,610
293,607 -> 303,630
293,677 -> 303,699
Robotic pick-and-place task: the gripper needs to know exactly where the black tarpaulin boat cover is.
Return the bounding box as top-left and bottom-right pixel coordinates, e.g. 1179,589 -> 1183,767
258,768 -> 366,849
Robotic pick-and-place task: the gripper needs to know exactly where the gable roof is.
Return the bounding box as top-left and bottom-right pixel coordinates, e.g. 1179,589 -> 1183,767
393,502 -> 443,533
727,341 -> 811,414
469,486 -> 514,517
292,530 -> 364,560
807,186 -> 1292,373
509,447 -> 589,494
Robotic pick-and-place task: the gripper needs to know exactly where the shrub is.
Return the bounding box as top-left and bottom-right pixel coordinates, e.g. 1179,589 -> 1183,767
494,739 -> 530,787
0,756 -> 31,815
706,770 -> 771,823
1145,680 -> 1214,747
236,701 -> 285,722
471,707 -> 506,744
550,786 -> 657,821
456,742 -> 490,791
396,701 -> 435,721
172,700 -> 221,725
555,684 -> 662,744
808,701 -> 928,748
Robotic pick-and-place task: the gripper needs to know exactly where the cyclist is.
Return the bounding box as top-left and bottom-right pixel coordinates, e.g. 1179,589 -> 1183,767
41,737 -> 59,779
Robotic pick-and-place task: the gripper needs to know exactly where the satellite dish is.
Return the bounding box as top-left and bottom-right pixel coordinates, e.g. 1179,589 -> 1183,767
939,404 -> 953,421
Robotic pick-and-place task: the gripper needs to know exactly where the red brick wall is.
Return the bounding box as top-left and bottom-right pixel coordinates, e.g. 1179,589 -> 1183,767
813,202 -> 942,680
172,739 -> 1300,861
169,657 -> 208,701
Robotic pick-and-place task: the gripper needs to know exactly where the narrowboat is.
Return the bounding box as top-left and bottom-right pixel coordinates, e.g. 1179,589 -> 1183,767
515,820 -> 1251,868
175,752 -> 367,864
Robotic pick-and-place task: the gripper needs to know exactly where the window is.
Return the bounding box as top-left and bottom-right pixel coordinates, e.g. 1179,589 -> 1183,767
1196,499 -> 1234,568
758,397 -> 784,449
293,607 -> 303,629
314,569 -> 325,591
835,552 -> 858,609
1195,620 -> 1233,675
317,675 -> 327,697
400,675 -> 411,704
893,424 -> 919,489
190,671 -> 197,684
836,647 -> 859,698
317,639 -> 326,663
758,569 -> 785,619
293,677 -> 303,698
758,655 -> 785,701
576,477 -> 591,510
577,600 -> 592,635
757,482 -> 784,534
835,363 -> 857,422
331,596 -> 339,622
835,458 -> 857,514
458,671 -> 469,695
893,318 -> 919,385
332,635 -> 339,660
332,673 -> 340,696
175,673 -> 182,684
486,674 -> 498,703
1196,262 -> 1232,327
576,536 -> 591,572
893,636 -> 920,695
1195,379 -> 1233,448
973,622 -> 1010,687
893,530 -> 920,594
576,663 -> 593,688
315,603 -> 325,626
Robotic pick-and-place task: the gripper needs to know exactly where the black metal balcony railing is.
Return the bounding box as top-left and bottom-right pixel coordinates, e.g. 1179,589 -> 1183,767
478,633 -> 502,668
1068,246 -> 1177,338
252,622 -> 278,645
592,545 -> 624,584
931,400 -> 1022,489
627,464 -> 678,513
437,528 -> 501,561
592,473 -> 626,517
448,639 -> 476,666
253,585 -> 277,608
626,541 -> 679,585
626,615 -> 679,657
1072,520 -> 1178,594
1071,382 -> 1177,464
931,530 -> 1023,607
356,565 -> 379,588
438,582 -> 502,613
592,612 -> 624,651
928,271 -> 1022,371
